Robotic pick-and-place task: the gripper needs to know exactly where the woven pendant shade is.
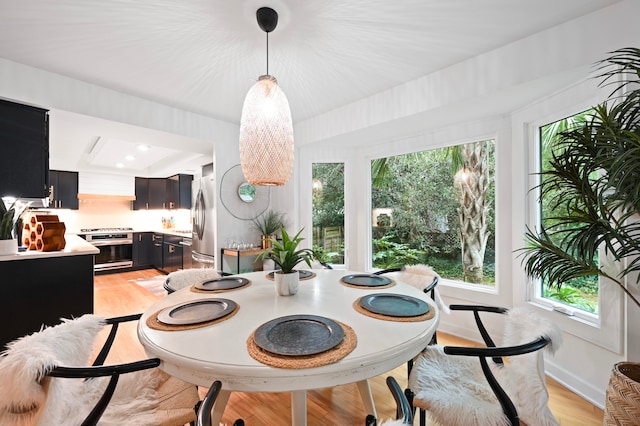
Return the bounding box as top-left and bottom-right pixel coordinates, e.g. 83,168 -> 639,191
239,75 -> 294,186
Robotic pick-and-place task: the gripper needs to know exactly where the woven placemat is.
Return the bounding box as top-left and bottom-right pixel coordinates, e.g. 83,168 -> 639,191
353,298 -> 435,322
340,277 -> 396,290
265,271 -> 317,281
190,280 -> 252,294
247,321 -> 357,369
146,304 -> 240,331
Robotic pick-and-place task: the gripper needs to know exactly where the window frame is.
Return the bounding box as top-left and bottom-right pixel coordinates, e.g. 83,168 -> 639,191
517,81 -> 624,353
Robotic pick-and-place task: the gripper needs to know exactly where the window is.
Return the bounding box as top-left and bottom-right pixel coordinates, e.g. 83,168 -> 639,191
536,110 -> 599,315
312,163 -> 345,266
370,140 -> 495,286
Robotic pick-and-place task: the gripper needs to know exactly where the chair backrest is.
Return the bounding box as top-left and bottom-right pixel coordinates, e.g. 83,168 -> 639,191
365,376 -> 413,426
164,268 -> 221,293
496,307 -> 562,426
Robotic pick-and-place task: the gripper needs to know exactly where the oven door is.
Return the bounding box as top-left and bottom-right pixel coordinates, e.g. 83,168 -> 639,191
87,235 -> 133,272
93,242 -> 133,271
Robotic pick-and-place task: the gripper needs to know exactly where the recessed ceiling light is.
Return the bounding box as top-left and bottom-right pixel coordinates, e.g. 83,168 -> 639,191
125,155 -> 135,161
137,145 -> 150,152
116,162 -> 125,168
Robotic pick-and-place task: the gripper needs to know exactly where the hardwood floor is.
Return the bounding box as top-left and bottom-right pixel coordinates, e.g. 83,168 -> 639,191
94,269 -> 604,425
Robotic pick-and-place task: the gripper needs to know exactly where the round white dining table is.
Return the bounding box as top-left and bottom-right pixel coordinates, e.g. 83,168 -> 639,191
138,269 -> 439,425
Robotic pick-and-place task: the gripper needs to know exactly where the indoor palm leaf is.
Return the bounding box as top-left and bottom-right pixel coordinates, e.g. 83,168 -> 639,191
519,47 -> 640,308
257,227 -> 315,273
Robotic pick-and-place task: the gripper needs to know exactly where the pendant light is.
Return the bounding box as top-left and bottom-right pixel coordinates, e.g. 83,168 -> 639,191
239,7 -> 294,186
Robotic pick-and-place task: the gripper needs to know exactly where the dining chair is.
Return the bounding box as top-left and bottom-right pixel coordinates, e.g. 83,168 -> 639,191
0,313 -> 200,426
407,305 -> 562,426
365,376 -> 413,426
164,267 -> 227,293
195,380 -> 244,426
375,264 -> 444,426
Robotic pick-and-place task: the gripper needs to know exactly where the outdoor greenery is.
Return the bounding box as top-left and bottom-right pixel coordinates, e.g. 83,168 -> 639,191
256,227 -> 315,273
371,144 -> 496,285
520,47 -> 640,310
312,163 -> 345,264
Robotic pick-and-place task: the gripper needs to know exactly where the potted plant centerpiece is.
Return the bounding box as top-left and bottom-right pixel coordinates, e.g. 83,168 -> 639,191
257,227 -> 315,296
251,210 -> 286,249
518,47 -> 640,424
0,198 -> 30,255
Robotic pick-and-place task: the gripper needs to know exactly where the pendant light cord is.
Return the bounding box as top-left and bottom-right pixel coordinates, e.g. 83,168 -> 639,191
266,32 -> 269,76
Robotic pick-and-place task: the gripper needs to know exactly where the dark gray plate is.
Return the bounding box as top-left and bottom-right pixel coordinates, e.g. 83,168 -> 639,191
254,314 -> 345,356
341,274 -> 392,287
157,298 -> 236,325
267,270 -> 314,279
359,293 -> 429,317
195,276 -> 249,291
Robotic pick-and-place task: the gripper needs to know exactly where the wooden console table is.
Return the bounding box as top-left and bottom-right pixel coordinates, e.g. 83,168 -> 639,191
220,247 -> 264,274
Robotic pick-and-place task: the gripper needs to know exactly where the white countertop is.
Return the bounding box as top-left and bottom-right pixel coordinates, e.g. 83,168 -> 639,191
0,234 -> 99,261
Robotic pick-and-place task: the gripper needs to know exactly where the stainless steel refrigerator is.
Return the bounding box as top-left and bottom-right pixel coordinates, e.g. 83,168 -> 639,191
191,175 -> 216,268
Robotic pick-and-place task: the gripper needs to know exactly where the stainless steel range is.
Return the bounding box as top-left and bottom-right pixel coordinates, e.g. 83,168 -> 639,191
79,227 -> 133,272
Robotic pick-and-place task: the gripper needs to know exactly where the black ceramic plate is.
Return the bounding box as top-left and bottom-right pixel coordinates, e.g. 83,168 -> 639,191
253,314 -> 345,356
266,270 -> 314,279
157,298 -> 237,325
195,276 -> 249,291
359,293 -> 429,317
341,274 -> 392,287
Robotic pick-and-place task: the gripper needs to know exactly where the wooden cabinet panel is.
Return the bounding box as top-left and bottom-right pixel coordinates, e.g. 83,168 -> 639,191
49,170 -> 78,209
133,232 -> 153,267
148,178 -> 167,209
0,254 -> 94,350
133,177 -> 149,210
0,99 -> 49,198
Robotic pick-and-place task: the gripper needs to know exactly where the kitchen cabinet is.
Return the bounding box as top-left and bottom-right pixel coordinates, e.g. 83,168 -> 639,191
166,174 -> 193,210
162,234 -> 183,273
0,253 -> 94,350
151,233 -> 163,268
148,178 -> 167,209
133,177 -> 149,210
132,232 -> 153,267
133,175 -> 193,210
133,177 -> 166,210
0,99 -> 49,198
49,170 -> 78,209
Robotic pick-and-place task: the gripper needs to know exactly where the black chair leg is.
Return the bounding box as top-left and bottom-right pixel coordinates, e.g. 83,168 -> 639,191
365,413 -> 377,425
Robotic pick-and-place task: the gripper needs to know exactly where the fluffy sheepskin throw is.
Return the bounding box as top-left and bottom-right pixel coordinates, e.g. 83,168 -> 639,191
409,307 -> 562,426
166,268 -> 221,291
0,314 -> 167,426
399,264 -> 450,314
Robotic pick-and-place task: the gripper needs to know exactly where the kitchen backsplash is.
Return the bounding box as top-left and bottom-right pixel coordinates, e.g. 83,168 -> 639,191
42,199 -> 191,233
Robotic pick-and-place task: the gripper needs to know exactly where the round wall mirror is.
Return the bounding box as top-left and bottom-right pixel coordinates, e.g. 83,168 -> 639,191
238,182 -> 256,203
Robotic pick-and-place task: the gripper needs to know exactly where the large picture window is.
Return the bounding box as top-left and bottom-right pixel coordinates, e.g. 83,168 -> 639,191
371,140 -> 495,286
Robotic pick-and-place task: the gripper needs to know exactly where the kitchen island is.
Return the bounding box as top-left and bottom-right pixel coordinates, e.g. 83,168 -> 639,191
0,235 -> 98,349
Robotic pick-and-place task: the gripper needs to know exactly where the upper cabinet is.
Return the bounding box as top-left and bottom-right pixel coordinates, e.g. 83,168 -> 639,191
49,170 -> 79,210
133,174 -> 192,210
167,174 -> 193,210
0,99 -> 49,198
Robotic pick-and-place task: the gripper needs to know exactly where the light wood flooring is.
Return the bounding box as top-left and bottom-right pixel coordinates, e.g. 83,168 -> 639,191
94,269 -> 604,425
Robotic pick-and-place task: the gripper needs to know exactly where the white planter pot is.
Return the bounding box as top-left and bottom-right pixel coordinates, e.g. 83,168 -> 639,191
274,271 -> 299,296
0,239 -> 18,256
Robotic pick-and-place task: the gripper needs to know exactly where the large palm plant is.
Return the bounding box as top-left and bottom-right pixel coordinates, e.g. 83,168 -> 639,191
519,47 -> 640,309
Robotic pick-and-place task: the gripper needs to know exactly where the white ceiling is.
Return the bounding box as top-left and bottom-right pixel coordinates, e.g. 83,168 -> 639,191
0,0 -> 620,176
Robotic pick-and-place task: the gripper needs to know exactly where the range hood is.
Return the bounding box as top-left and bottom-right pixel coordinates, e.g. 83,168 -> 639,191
77,172 -> 136,200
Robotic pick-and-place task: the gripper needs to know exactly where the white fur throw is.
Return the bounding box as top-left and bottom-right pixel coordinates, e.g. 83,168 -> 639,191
166,268 -> 221,291
399,264 -> 450,314
409,307 -> 561,426
0,315 -> 174,426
